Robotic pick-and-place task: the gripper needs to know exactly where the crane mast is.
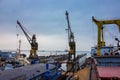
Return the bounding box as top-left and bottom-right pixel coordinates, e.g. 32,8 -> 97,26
65,11 -> 76,60
92,16 -> 120,56
17,20 -> 38,59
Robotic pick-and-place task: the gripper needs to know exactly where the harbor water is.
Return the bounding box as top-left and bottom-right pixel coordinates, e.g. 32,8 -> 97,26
21,50 -> 91,71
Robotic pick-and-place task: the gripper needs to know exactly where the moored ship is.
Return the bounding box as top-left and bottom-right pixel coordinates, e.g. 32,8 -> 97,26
90,17 -> 120,80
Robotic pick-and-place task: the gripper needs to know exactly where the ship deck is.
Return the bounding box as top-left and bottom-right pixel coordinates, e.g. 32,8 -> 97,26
74,66 -> 90,80
97,66 -> 120,79
93,55 -> 120,80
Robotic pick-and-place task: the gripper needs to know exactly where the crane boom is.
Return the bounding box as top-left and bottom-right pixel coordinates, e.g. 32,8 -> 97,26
66,11 -> 72,36
17,20 -> 32,44
92,16 -> 120,56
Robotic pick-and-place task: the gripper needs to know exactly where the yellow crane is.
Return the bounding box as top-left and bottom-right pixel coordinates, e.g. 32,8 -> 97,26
92,16 -> 120,56
17,20 -> 38,59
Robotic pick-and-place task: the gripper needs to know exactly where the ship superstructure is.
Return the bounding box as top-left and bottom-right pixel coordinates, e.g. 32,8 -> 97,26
91,17 -> 120,80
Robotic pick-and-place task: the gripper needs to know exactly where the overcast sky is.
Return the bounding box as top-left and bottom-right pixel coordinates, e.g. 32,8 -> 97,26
0,0 -> 120,51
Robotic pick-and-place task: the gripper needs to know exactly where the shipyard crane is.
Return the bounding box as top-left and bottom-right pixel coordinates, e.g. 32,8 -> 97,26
92,16 -> 120,56
65,11 -> 76,60
17,20 -> 38,59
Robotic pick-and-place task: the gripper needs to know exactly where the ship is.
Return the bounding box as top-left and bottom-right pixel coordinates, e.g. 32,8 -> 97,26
90,17 -> 120,80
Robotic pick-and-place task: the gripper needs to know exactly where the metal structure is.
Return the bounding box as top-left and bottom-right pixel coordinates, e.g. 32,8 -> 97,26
18,40 -> 21,55
65,11 -> 77,76
115,38 -> 120,47
92,16 -> 120,56
65,11 -> 76,60
17,20 -> 38,59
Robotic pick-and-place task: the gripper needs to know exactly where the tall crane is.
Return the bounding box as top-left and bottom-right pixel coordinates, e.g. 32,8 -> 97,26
92,16 -> 120,56
65,11 -> 76,60
17,20 -> 38,59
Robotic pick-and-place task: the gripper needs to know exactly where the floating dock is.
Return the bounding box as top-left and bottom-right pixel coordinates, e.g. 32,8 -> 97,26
0,64 -> 56,80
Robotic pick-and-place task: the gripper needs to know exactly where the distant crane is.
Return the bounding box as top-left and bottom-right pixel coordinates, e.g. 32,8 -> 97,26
65,11 -> 77,76
18,40 -> 21,55
92,16 -> 120,56
17,20 -> 38,59
65,11 -> 76,60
